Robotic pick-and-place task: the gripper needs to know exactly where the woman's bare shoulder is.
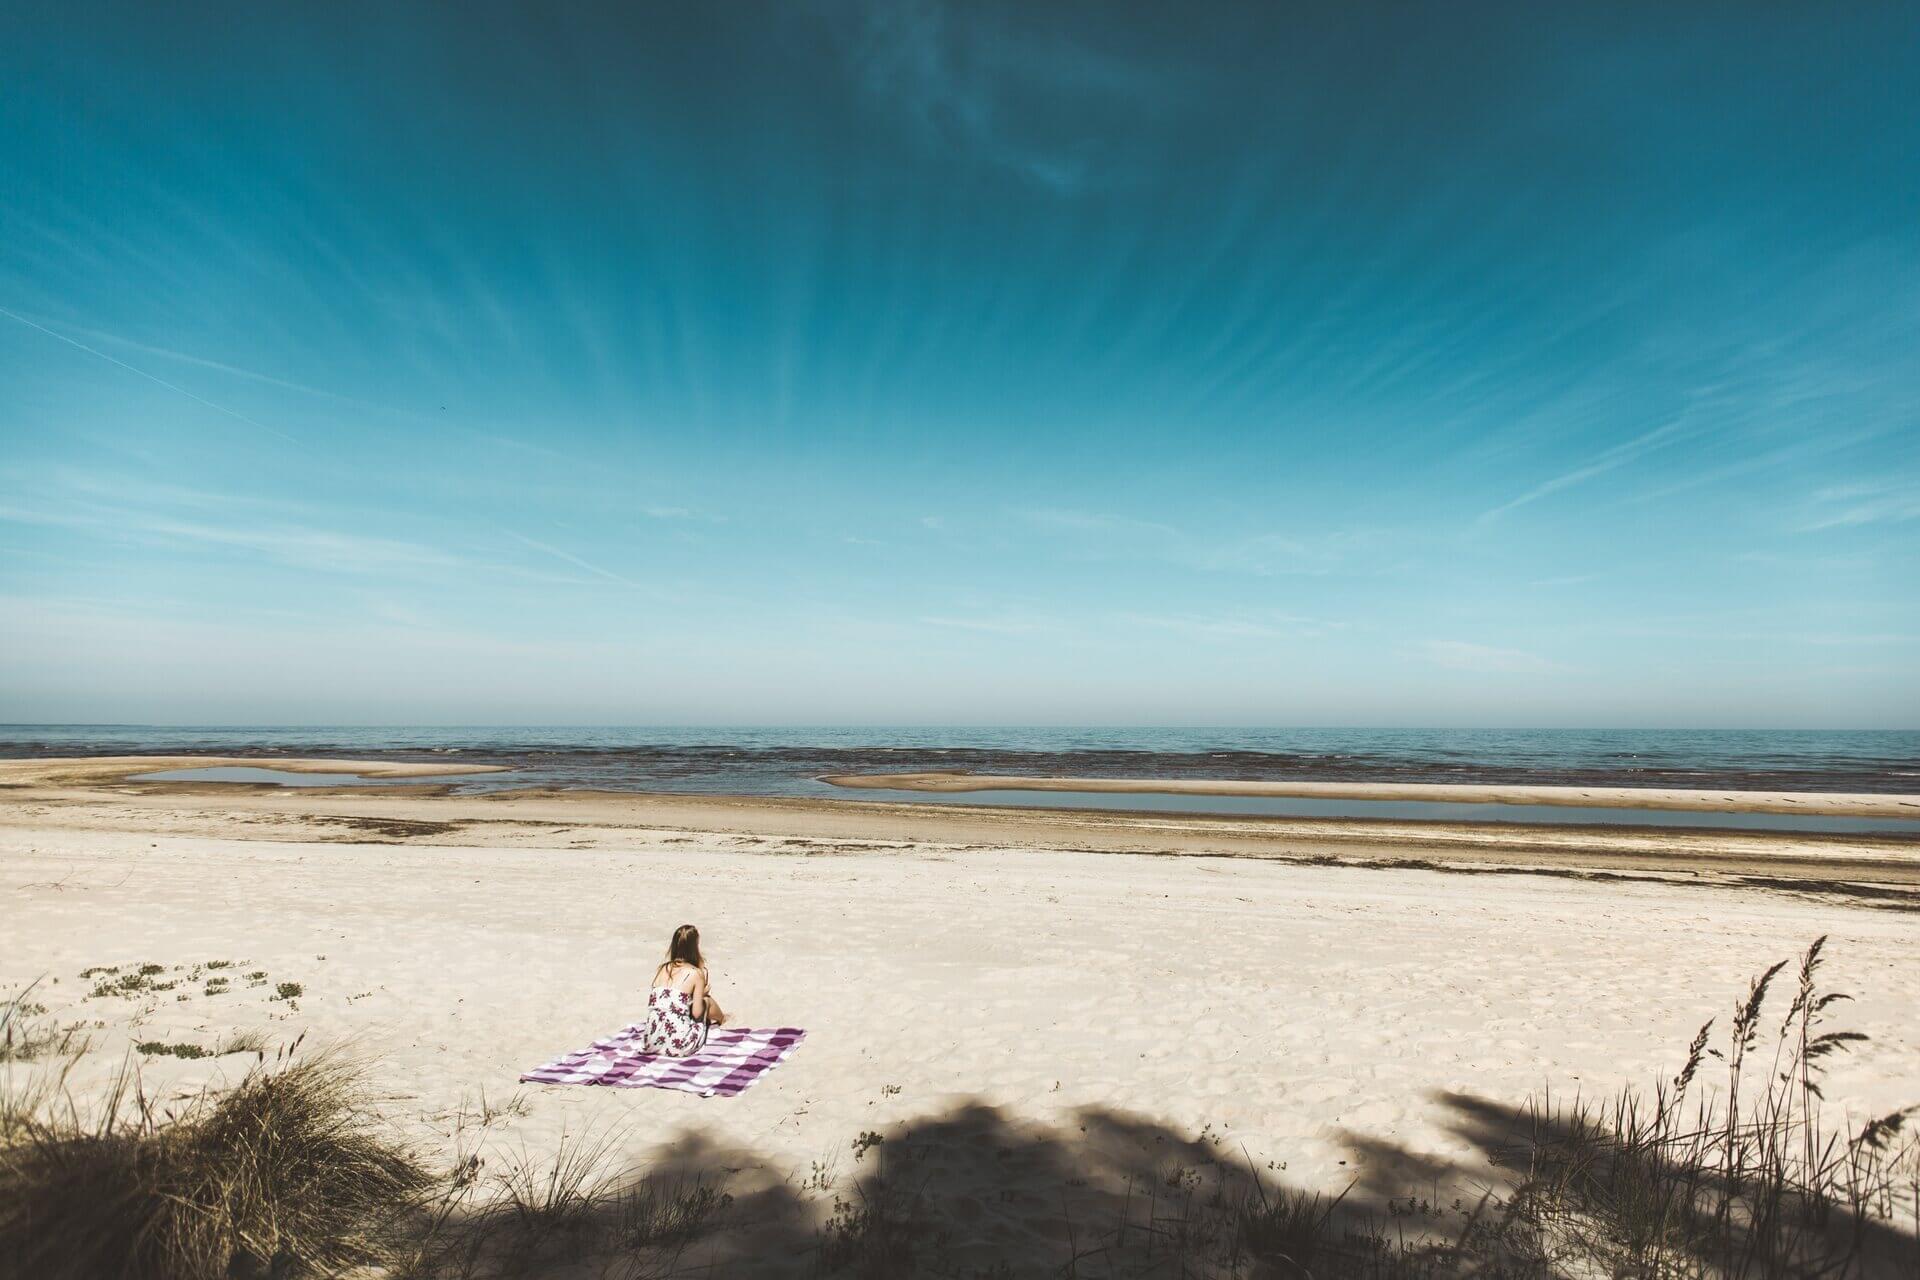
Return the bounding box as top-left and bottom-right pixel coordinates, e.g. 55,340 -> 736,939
654,961 -> 702,990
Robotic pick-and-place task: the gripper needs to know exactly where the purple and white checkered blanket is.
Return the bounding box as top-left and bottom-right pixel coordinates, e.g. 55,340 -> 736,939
519,1024 -> 806,1097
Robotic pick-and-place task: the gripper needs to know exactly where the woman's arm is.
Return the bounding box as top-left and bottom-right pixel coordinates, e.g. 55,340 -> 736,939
688,967 -> 710,1021
695,967 -> 727,1026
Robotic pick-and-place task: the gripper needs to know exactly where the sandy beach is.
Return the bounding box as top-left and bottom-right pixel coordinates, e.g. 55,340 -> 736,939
4,757 -> 1918,1272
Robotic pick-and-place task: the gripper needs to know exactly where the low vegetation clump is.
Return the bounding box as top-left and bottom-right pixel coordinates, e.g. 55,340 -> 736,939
87,966 -> 178,999
400,1132 -> 737,1279
817,1177 -> 945,1276
71,961 -> 271,1006
0,1049 -> 432,1280
134,1040 -> 212,1060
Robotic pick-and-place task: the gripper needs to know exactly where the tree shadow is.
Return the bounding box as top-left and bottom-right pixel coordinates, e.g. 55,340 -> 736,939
464,1086 -> 1910,1279
414,1096 -> 1415,1278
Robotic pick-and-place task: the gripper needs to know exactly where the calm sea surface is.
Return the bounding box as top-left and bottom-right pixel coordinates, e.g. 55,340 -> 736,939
3,725 -> 1916,797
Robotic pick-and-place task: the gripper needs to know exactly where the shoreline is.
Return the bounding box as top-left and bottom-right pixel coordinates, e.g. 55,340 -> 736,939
4,756 -> 1919,896
12,752 -> 1920,820
821,769 -> 1920,819
0,753 -> 508,785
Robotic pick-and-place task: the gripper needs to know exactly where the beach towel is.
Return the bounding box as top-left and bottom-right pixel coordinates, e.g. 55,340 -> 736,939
519,1024 -> 806,1097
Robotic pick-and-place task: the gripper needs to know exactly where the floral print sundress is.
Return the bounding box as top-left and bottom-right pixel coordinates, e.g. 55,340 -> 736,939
637,973 -> 708,1057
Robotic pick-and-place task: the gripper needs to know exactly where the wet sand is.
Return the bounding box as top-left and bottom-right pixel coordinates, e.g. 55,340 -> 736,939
823,769 -> 1920,820
0,753 -> 507,785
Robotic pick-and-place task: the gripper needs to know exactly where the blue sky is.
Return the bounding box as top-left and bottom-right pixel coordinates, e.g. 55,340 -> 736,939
1,2 -> 1915,726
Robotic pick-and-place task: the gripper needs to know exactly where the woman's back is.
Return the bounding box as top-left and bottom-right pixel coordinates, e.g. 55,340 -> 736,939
640,960 -> 708,1056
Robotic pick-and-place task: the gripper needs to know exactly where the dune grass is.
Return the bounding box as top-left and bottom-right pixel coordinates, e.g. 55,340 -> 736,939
1478,936 -> 1920,1278
0,1047 -> 432,1280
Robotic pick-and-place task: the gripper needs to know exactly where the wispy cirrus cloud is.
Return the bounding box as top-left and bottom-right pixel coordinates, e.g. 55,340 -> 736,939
0,499 -> 462,574
634,504 -> 731,523
1476,420 -> 1691,524
1,308 -> 579,463
919,614 -> 1057,635
831,0 -> 1167,191
0,470 -> 630,589
1115,610 -> 1344,640
1420,640 -> 1562,674
1796,632 -> 1920,647
920,608 -> 1346,642
1798,480 -> 1920,531
1024,508 -> 1180,538
502,530 -> 651,591
145,517 -> 464,573
0,304 -> 301,445
18,310 -> 387,410
1187,531 -> 1375,577
1021,507 -> 1384,577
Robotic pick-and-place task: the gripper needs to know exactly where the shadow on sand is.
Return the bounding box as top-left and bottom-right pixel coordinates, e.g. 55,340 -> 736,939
415,1084 -> 1918,1279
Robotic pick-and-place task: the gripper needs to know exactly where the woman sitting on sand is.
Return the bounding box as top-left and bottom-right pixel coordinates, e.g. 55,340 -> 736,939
639,924 -> 727,1056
